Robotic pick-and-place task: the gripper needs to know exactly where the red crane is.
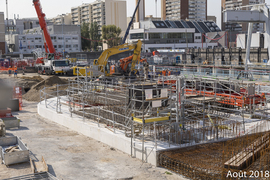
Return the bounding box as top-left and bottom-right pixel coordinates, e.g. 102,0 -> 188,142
33,0 -> 60,59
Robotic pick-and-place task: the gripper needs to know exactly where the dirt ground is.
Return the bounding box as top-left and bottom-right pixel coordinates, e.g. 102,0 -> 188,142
0,74 -> 187,180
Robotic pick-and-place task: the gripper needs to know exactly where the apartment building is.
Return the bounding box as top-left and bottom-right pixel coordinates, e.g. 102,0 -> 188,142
5,25 -> 81,54
5,18 -> 53,34
71,0 -> 126,33
161,0 -> 207,21
0,12 -> 5,55
51,13 -> 72,25
221,0 -> 265,32
135,0 -> 145,22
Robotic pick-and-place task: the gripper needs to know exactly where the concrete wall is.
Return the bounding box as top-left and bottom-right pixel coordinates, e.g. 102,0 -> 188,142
38,100 -> 159,166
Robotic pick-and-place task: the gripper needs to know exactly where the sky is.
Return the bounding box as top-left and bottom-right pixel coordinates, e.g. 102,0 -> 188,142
1,0 -> 270,28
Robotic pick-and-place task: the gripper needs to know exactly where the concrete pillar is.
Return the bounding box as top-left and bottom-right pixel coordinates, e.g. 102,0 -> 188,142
212,67 -> 217,76
197,66 -> 201,75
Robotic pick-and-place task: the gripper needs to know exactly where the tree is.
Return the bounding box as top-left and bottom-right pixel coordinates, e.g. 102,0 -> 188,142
90,22 -> 101,51
81,22 -> 90,51
102,25 -> 122,48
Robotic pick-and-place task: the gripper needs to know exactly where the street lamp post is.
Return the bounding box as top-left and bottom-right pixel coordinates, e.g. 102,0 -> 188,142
62,17 -> 65,57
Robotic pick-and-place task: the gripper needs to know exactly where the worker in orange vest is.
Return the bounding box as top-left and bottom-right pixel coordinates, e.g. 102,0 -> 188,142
162,69 -> 166,76
168,70 -> 171,76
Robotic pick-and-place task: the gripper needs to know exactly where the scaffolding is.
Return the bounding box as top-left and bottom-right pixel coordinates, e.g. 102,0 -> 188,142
39,72 -> 270,179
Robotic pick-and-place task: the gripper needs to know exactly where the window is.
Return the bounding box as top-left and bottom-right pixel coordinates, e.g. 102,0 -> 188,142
130,33 -> 144,39
53,60 -> 69,67
149,33 -> 162,39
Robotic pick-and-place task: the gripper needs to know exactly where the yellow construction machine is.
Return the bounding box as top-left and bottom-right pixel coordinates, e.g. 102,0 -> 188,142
72,40 -> 142,77
207,114 -> 231,130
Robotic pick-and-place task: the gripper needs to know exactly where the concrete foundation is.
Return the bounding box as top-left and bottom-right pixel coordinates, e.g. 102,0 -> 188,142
37,97 -> 179,166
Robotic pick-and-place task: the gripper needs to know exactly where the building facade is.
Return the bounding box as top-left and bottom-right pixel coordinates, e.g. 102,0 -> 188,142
129,20 -> 221,52
51,13 -> 72,25
71,0 -> 127,33
221,0 -> 265,32
207,16 -> 216,23
5,25 -> 81,54
5,18 -> 53,34
161,0 -> 207,21
0,12 -> 5,55
135,0 -> 145,22
105,0 -> 127,34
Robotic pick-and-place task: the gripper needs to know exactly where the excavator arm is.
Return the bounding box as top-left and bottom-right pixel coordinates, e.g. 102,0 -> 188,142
94,40 -> 142,76
130,41 -> 142,73
120,56 -> 147,73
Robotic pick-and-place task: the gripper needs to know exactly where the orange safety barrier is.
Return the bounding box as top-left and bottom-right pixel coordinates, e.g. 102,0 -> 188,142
0,67 -> 17,72
184,89 -> 265,107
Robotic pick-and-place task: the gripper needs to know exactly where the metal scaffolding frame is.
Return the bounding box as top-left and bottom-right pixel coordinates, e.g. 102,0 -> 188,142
39,73 -> 270,179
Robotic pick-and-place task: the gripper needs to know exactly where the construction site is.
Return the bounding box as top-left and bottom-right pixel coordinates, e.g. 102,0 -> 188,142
36,71 -> 270,179
2,0 -> 270,179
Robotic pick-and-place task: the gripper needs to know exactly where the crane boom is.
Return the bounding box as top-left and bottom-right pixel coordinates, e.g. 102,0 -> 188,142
33,0 -> 56,55
122,0 -> 141,44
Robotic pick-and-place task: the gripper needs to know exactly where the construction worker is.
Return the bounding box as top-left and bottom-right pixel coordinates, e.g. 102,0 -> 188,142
162,69 -> 166,76
168,70 -> 171,76
14,67 -> 17,78
8,66 -> 12,77
22,66 -> 26,75
143,61 -> 149,79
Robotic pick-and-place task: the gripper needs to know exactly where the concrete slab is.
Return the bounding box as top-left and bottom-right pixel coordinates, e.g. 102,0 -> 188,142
37,97 -> 180,166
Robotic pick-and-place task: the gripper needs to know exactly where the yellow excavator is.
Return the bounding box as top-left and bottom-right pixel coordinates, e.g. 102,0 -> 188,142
72,40 -> 142,77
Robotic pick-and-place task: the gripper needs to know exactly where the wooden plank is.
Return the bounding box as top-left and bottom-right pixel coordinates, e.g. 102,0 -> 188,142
9,146 -> 19,153
42,156 -> 48,172
145,97 -> 168,101
5,145 -> 18,153
30,158 -> 35,173
31,156 -> 48,173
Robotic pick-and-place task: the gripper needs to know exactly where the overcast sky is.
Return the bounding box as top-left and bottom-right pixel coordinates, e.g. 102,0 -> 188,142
1,0 -> 270,28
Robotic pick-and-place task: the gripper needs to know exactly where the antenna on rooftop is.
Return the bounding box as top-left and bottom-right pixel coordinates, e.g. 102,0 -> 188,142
155,0 -> 157,18
6,0 -> 9,32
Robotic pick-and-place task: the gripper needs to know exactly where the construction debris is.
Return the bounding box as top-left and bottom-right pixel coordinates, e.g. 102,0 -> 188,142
0,136 -> 29,165
30,156 -> 48,174
4,145 -> 19,153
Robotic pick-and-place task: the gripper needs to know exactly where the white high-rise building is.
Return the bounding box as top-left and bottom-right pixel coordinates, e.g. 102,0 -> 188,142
161,0 -> 207,21
71,0 -> 127,33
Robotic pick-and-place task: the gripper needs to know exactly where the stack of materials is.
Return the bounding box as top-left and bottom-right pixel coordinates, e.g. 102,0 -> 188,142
0,136 -> 29,165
